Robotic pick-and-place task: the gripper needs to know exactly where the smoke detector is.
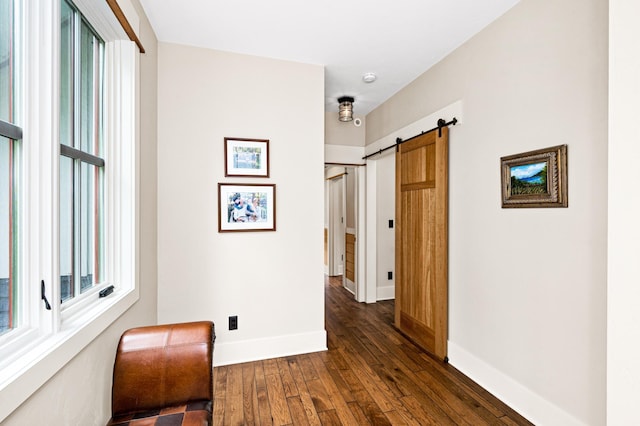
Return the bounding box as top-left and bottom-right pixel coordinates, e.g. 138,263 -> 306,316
362,72 -> 377,83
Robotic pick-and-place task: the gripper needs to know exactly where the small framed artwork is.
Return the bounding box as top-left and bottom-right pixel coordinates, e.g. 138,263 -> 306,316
500,144 -> 568,208
218,183 -> 276,232
224,137 -> 269,178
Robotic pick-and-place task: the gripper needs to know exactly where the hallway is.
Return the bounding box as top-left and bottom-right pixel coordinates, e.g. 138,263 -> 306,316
212,276 -> 532,425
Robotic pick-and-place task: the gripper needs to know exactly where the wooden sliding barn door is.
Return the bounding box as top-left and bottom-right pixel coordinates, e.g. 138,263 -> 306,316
395,127 -> 449,360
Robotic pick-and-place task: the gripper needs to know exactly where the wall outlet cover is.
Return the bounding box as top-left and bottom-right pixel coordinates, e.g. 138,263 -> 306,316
229,316 -> 238,330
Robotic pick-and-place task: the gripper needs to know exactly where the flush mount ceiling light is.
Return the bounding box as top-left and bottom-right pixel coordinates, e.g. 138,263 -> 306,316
338,96 -> 354,122
362,72 -> 377,83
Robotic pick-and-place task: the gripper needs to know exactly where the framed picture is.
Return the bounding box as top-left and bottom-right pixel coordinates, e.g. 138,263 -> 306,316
500,144 -> 568,208
218,183 -> 276,232
224,137 -> 269,177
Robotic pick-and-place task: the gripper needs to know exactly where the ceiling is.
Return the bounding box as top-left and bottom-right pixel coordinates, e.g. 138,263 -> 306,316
139,0 -> 520,118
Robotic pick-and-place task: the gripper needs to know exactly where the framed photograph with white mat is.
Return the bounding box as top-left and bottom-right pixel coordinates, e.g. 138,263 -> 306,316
218,183 -> 276,232
224,137 -> 270,178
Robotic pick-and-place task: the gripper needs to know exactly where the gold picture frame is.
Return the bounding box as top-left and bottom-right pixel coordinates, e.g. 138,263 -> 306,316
501,144 -> 568,208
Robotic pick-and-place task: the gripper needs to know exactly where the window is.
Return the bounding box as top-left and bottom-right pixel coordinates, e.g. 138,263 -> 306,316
0,0 -> 21,336
0,0 -> 139,421
59,0 -> 105,304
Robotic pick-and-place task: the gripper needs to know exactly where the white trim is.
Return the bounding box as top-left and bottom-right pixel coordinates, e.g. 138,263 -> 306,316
448,341 -> 585,426
608,1 -> 640,422
355,166 -> 366,303
376,285 -> 394,301
213,330 -> 328,367
72,0 -> 128,42
344,278 -> 356,295
105,40 -> 138,300
364,160 -> 377,303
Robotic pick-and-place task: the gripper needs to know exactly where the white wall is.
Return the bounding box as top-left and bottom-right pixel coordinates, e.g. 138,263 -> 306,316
365,0 -> 607,424
2,0 -> 159,423
325,112 -> 365,147
607,0 -> 640,423
156,44 -> 326,366
375,152 -> 395,300
324,144 -> 364,165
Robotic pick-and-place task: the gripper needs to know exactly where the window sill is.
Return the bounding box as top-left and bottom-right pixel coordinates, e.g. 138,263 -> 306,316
0,286 -> 139,422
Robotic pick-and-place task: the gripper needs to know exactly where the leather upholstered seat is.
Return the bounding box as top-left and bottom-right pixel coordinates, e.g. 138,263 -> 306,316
107,321 -> 215,426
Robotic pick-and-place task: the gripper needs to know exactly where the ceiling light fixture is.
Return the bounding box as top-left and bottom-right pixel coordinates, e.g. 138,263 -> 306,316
362,72 -> 377,83
338,96 -> 354,122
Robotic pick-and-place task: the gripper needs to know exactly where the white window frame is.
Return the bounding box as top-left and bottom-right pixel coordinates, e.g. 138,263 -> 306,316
0,0 -> 140,422
59,0 -> 108,314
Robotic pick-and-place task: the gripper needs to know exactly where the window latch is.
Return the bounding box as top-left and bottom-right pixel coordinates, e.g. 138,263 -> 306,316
99,285 -> 115,298
41,280 -> 52,310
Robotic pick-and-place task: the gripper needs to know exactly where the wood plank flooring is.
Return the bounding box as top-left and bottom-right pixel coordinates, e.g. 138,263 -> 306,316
212,276 -> 533,425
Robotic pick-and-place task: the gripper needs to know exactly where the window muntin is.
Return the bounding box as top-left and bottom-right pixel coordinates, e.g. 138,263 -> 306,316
59,0 -> 105,304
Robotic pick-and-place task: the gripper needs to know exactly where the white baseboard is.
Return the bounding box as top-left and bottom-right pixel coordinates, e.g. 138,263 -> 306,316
213,330 -> 327,367
448,341 -> 585,426
344,278 -> 356,295
377,284 -> 395,301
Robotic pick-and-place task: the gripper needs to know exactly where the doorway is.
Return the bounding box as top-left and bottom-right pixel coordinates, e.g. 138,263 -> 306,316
325,166 -> 360,298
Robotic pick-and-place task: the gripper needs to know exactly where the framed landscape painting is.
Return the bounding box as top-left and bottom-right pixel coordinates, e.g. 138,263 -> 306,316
224,137 -> 269,177
500,144 -> 568,208
218,183 -> 276,232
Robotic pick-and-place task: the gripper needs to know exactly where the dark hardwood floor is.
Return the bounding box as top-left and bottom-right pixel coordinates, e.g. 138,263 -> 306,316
212,276 -> 533,425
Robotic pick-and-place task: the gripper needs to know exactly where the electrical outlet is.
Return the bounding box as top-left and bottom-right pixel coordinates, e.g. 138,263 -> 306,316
229,315 -> 238,330
388,271 -> 393,280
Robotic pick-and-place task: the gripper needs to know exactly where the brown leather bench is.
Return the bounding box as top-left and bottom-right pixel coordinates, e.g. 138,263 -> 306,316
107,321 -> 215,426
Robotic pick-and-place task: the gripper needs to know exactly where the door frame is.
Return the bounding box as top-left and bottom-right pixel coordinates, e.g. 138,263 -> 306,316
324,164 -> 364,300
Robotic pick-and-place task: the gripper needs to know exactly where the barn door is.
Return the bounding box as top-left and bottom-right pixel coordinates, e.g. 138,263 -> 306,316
395,127 -> 449,360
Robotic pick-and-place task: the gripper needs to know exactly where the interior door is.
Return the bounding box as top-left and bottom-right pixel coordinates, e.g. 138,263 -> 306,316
344,167 -> 357,295
395,127 -> 449,360
329,176 -> 345,277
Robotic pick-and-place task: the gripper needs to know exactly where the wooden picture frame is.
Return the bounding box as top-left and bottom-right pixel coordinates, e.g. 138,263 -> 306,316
501,144 -> 568,208
224,137 -> 269,178
218,183 -> 276,232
